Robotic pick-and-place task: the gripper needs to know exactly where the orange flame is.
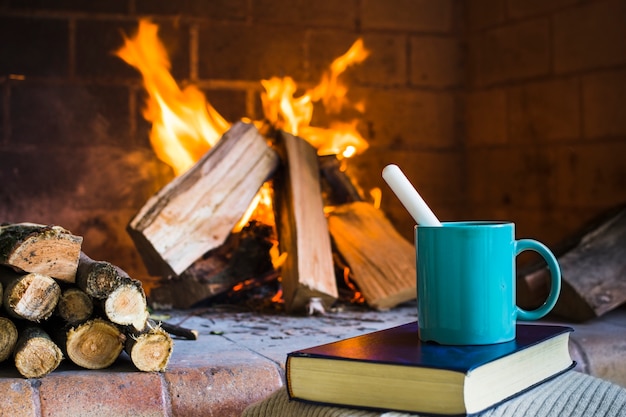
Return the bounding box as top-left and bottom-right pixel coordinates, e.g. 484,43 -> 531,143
260,40 -> 370,158
116,19 -> 369,174
115,20 -> 230,176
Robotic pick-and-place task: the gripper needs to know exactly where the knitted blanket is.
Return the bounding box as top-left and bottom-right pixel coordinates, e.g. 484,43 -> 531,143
242,371 -> 626,417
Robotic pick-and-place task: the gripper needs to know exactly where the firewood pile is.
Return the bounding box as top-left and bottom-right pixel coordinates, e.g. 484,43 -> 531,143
0,223 -> 175,378
130,121 -> 417,313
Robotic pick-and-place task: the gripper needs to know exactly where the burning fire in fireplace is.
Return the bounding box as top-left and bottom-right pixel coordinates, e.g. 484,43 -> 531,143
115,20 -> 416,313
115,19 -> 369,178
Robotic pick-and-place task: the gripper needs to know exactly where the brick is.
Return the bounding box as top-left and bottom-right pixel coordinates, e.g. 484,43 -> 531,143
4,0 -> 128,13
466,146 -> 560,209
410,36 -> 462,88
553,141 -> 626,208
165,337 -> 282,417
39,369 -> 168,417
465,88 -> 508,147
301,0 -> 358,28
75,19 -> 189,80
0,379 -> 38,417
361,0 -> 454,32
583,69 -> 626,138
507,0 -> 579,19
135,0 -> 247,20
554,0 -> 626,74
202,89 -> 249,123
466,0 -> 506,32
508,78 -> 581,143
357,34 -> 407,86
0,17 -> 68,77
357,87 -> 458,150
252,0 -> 357,28
468,18 -> 550,86
9,83 -> 131,147
306,31 -> 367,85
197,23 -> 307,82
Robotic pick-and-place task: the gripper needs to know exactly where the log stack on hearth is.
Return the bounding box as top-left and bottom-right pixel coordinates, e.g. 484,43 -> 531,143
129,121 -> 417,313
0,223 -> 175,378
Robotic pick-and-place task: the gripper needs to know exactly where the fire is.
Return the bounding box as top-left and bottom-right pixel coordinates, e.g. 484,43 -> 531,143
116,20 -> 371,304
260,39 -> 370,158
116,19 -> 369,176
115,20 -> 230,176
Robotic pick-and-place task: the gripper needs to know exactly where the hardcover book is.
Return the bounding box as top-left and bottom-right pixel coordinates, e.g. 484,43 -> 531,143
286,322 -> 574,416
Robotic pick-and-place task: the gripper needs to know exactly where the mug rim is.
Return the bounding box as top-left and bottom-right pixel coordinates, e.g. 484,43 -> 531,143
416,221 -> 513,229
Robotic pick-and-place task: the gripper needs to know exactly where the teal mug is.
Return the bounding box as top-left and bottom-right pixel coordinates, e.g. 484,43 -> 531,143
416,221 -> 561,345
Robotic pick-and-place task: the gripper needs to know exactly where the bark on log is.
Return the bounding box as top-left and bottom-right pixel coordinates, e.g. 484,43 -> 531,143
56,287 -> 93,325
518,204 -> 626,322
0,316 -> 18,362
327,201 -> 417,310
0,223 -> 82,283
273,131 -> 338,313
125,321 -> 173,372
128,121 -> 280,276
76,253 -> 148,330
62,318 -> 124,369
0,267 -> 61,322
14,326 -> 63,378
76,252 -> 125,299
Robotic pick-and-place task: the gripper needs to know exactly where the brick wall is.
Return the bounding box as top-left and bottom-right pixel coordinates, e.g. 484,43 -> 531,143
1,0 -> 623,285
466,0 -> 626,247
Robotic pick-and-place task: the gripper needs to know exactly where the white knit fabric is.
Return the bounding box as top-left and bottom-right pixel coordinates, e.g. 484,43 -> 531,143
242,371 -> 626,417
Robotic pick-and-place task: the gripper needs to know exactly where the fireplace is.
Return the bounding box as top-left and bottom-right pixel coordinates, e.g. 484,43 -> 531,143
1,1 -> 625,303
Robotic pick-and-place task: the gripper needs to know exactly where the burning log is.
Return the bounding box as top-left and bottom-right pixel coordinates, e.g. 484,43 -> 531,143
0,316 -> 18,362
518,204 -> 626,322
127,121 -> 280,277
273,131 -> 338,313
0,223 -> 82,283
149,221 -> 275,309
14,326 -> 63,378
0,267 -> 61,322
60,318 -> 125,370
328,201 -> 417,310
124,320 -> 173,372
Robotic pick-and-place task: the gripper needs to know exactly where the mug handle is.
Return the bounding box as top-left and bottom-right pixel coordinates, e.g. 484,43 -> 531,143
514,239 -> 562,321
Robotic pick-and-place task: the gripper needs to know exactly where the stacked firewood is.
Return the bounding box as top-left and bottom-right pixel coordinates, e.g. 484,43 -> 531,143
0,223 -> 174,378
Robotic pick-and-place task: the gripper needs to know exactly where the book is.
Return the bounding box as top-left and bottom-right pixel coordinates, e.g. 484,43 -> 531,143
286,322 -> 575,416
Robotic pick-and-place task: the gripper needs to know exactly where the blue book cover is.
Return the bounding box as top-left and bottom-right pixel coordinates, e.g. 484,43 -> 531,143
287,322 -> 574,416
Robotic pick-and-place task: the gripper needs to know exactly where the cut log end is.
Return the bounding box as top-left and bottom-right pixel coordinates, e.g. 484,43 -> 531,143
126,326 -> 173,372
56,288 -> 94,325
0,223 -> 82,283
65,319 -> 125,370
3,272 -> 61,322
104,281 -> 149,331
0,317 -> 18,362
14,327 -> 63,378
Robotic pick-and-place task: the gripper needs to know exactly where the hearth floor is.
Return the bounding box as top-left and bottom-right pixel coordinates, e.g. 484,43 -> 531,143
1,302 -> 625,417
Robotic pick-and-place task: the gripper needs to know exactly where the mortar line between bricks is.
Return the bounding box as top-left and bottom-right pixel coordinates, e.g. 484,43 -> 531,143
159,372 -> 174,417
30,379 -> 43,417
220,335 -> 287,385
